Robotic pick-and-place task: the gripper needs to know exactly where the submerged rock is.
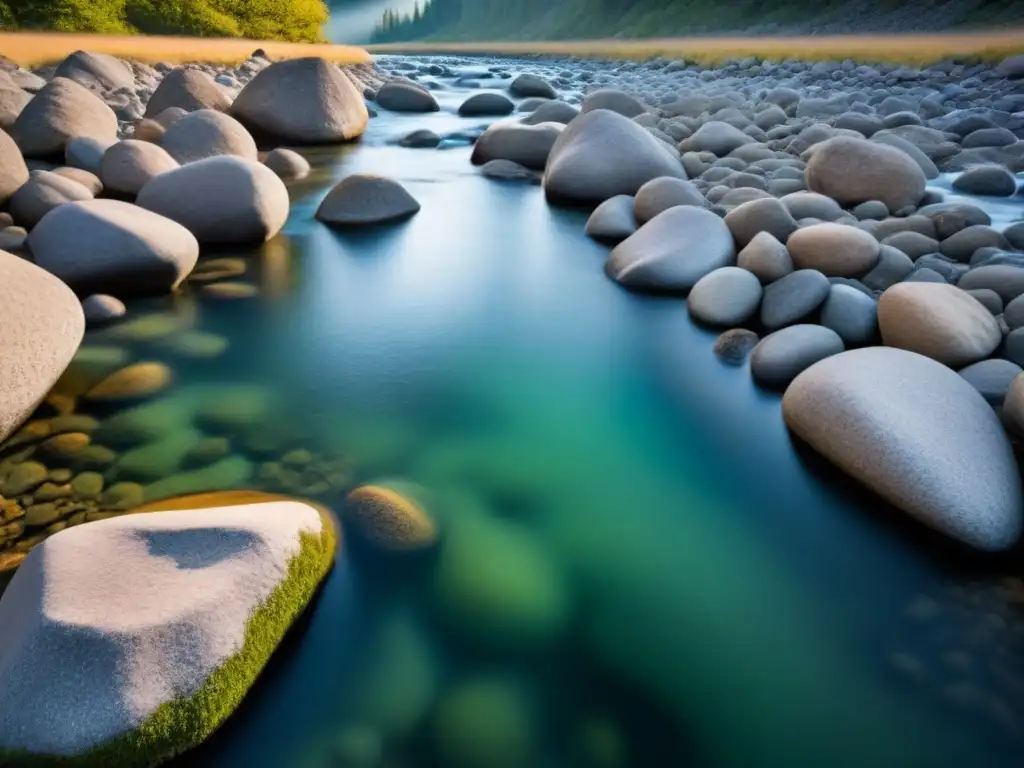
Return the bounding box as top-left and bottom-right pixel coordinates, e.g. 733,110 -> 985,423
433,677 -> 535,768
316,174 -> 420,227
714,328 -> 759,365
345,482 -> 437,552
0,499 -> 335,763
783,347 -> 1022,550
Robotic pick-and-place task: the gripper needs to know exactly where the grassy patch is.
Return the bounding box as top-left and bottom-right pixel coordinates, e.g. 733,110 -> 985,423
0,32 -> 369,66
368,31 -> 1024,65
0,507 -> 337,768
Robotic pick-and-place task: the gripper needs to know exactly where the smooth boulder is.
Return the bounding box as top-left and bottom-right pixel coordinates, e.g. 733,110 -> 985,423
687,267 -> 763,327
458,92 -> 515,117
760,269 -> 830,330
783,347 -> 1022,551
10,171 -> 93,229
99,140 -> 178,197
724,198 -> 799,249
510,74 -> 556,99
737,231 -> 793,284
787,223 -> 880,278
146,68 -> 232,117
805,136 -> 926,213
159,109 -> 257,165
52,51 -> 134,93
28,199 -> 200,296
877,282 -> 1001,367
633,177 -> 703,224
136,156 -> 289,244
376,80 -> 439,113
820,284 -> 878,345
751,324 -> 845,389
316,174 -> 420,227
231,58 -> 369,142
0,251 -> 85,442
585,195 -> 637,244
544,109 -> 686,204
263,148 -> 311,181
10,77 -> 118,158
580,89 -> 646,118
471,122 -> 563,171
0,128 -> 30,203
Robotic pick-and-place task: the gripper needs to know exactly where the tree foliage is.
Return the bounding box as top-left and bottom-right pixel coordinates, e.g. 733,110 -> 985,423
5,0 -> 329,42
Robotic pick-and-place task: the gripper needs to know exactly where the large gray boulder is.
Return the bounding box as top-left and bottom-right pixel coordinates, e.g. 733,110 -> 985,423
136,156 -> 288,244
724,198 -> 799,249
0,250 -> 84,441
0,128 -> 29,203
471,122 -> 563,171
751,324 -> 844,389
687,267 -> 763,327
633,177 -> 703,224
99,140 -> 178,197
580,89 -> 646,118
10,77 -> 118,158
0,73 -> 32,130
585,195 -> 637,244
787,223 -> 880,278
805,136 -> 926,213
510,74 -> 556,99
544,109 -> 686,204
376,80 -> 439,113
10,171 -> 94,229
146,68 -> 232,117
783,346 -> 1022,551
159,109 -> 257,165
28,199 -> 199,296
951,166 -> 1017,197
231,58 -> 369,142
606,206 -> 735,293
52,51 -> 134,93
316,174 -> 420,227
877,282 -> 1001,368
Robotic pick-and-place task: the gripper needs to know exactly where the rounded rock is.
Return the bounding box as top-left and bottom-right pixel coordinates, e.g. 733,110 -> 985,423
958,359 -> 1023,406
687,267 -> 763,327
787,223 -> 880,278
158,109 -> 257,166
820,284 -> 878,345
633,176 -> 703,224
724,197 -> 799,249
11,78 -> 117,158
737,231 -> 793,284
805,136 -> 926,213
99,140 -> 178,197
471,122 -> 563,171
376,80 -> 439,113
263,148 -> 310,181
345,483 -> 437,552
585,195 -> 637,245
760,269 -> 831,330
751,324 -> 845,390
145,68 -> 231,117
10,171 -> 93,229
315,174 -> 420,227
81,294 -> 126,326
458,92 -> 515,117
714,328 -> 759,365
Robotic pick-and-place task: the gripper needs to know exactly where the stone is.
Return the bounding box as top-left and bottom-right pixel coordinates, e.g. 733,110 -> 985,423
480,160 -> 538,183
783,347 -> 1022,551
434,513 -> 568,651
345,482 -> 437,552
398,129 -> 441,148
0,128 -> 28,204
687,267 -> 763,327
1,462 -> 48,497
958,266 -> 1024,303
200,282 -> 258,300
606,206 -> 735,293
680,121 -> 756,156
434,678 -> 535,768
10,78 -> 117,158
133,118 -> 165,143
263,148 -> 310,181
737,231 -> 793,284
315,174 -> 420,227
145,68 -> 231,117
881,232 -> 939,261
0,226 -> 26,252
194,385 -> 273,433
633,177 -> 703,224
940,226 -> 1010,263
871,133 -> 940,180
958,359 -> 1023,406
0,500 -> 335,763
39,432 -> 90,460
28,199 -> 199,297
0,75 -> 32,130
51,166 -> 102,195
142,456 -> 254,503
965,288 -> 1003,316
580,89 -> 646,118
780,191 -> 845,222
852,200 -> 890,221
70,472 -> 103,499
543,109 -> 686,204
0,252 -> 84,442
471,122 -> 563,171
952,166 -> 1017,197
158,109 -> 257,165
23,502 -> 63,528
805,136 -> 926,213
751,324 -> 845,389
585,195 -> 637,244
188,257 -> 246,283
787,223 -> 880,278
820,284 -> 878,345
65,136 -> 113,175
521,100 -> 579,125
458,92 -> 515,117
510,74 -> 556,99
724,198 -> 799,249
52,51 -> 134,93
877,283 -> 1001,367
137,156 -> 288,244
760,269 -> 830,331
714,328 -> 759,364
231,58 -> 368,142
10,171 -> 93,229
157,331 -> 228,360
85,362 -> 172,401
112,428 -> 204,483
1005,223 -> 1024,252
1004,373 -> 1024,436
375,80 -> 439,113
99,481 -> 144,509
99,140 -> 178,197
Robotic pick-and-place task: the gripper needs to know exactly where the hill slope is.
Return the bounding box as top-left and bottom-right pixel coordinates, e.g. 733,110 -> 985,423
370,0 -> 1024,42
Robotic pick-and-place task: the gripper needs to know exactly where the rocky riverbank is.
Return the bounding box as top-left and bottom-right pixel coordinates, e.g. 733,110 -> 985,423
0,42 -> 1022,766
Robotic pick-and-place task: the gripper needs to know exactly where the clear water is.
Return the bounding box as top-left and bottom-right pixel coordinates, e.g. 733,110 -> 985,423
13,64 -> 1024,768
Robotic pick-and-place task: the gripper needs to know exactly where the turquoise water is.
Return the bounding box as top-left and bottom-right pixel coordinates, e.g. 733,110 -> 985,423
8,68 -> 1024,767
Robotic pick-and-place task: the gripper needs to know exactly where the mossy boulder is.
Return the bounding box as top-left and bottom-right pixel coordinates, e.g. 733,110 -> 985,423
433,678 -> 535,768
433,514 -> 570,651
0,498 -> 335,766
344,481 -> 438,552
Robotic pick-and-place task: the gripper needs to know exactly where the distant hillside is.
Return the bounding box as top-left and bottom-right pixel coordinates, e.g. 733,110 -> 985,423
370,0 -> 1024,42
0,0 -> 328,42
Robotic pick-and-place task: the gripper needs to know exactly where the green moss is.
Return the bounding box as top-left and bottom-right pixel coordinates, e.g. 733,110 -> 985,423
0,510 -> 336,768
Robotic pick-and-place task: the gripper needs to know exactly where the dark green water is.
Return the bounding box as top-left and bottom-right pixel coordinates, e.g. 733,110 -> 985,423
18,72 -> 1024,768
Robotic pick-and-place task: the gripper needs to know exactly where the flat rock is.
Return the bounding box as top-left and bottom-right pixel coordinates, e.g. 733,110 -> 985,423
687,266 -> 763,327
28,199 -> 199,296
11,77 -> 118,158
877,282 -> 1001,367
783,347 -> 1022,551
137,156 -> 288,244
0,499 -> 335,762
606,206 -> 735,293
805,136 -> 926,213
544,109 -> 686,204
760,269 -> 830,330
159,109 -> 257,165
787,223 -> 880,278
0,251 -> 84,442
751,324 -> 844,389
316,174 -> 420,227
231,58 -> 368,142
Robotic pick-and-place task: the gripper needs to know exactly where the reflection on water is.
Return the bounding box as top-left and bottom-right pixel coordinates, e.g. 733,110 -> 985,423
3,69 -> 1024,768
